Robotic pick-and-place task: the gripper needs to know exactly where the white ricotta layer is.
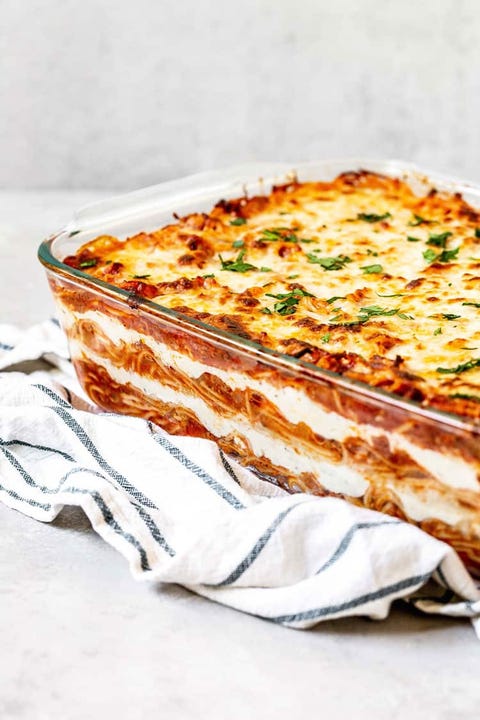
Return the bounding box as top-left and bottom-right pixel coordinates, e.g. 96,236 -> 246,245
69,342 -> 368,498
60,306 -> 480,493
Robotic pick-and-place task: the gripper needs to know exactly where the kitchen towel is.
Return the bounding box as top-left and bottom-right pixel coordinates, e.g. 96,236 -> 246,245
1,319 -> 480,633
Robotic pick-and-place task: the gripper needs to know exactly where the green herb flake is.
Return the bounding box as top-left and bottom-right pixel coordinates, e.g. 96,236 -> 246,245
423,248 -> 437,264
229,217 -> 247,226
434,327 -> 442,335
202,273 -> 215,278
260,307 -> 272,314
306,254 -> 352,271
219,250 -> 257,273
232,239 -> 245,248
326,295 -> 346,304
377,292 -> 404,298
68,229 -> 81,237
475,228 -> 480,238
358,305 -> 399,319
259,266 -> 272,272
407,236 -> 421,242
357,212 -> 391,223
287,274 -> 300,279
132,274 -> 151,279
361,263 -> 383,274
79,258 -> 98,269
449,392 -> 480,403
408,214 -> 431,227
438,247 -> 460,263
442,313 -> 461,320
437,358 -> 480,374
321,333 -> 331,344
426,231 -> 452,248
462,302 -> 480,308
264,288 -> 315,317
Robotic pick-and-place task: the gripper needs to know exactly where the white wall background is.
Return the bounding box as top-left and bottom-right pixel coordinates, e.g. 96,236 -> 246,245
1,0 -> 479,190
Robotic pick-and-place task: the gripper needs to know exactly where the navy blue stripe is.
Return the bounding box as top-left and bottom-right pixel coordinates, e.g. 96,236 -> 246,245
315,520 -> 401,575
0,446 -> 156,570
214,504 -> 299,586
0,446 -> 38,488
33,383 -> 71,408
48,404 -> 157,510
60,467 -> 175,557
412,589 -> 455,604
0,445 -> 153,570
151,430 -> 245,510
0,480 -> 52,511
59,486 -> 151,572
435,564 -> 454,592
1,438 -> 75,463
219,449 -> 241,486
271,572 -> 433,624
0,341 -> 14,351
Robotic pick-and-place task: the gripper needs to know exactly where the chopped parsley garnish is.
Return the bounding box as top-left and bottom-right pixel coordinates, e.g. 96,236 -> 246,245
261,229 -> 283,241
434,327 -> 442,335
357,212 -> 391,223
260,307 -> 272,314
260,228 -> 312,244
321,333 -> 331,343
229,217 -> 247,226
133,274 -> 151,279
407,236 -> 421,242
232,239 -> 245,248
426,231 -> 452,248
377,292 -> 404,298
438,247 -> 460,263
358,305 -> 399,319
361,263 -> 383,274
219,250 -> 257,273
306,254 -> 352,271
329,313 -> 343,323
264,288 -> 315,316
437,358 -> 480,375
449,392 -> 480,403
259,266 -> 272,272
441,313 -> 461,320
468,257 -> 480,262
79,258 -> 98,268
287,274 -> 300,279
202,273 -> 215,278
475,228 -> 480,238
423,248 -> 438,264
437,358 -> 480,374
462,302 -> 480,308
408,214 -> 431,226
326,295 -> 347,304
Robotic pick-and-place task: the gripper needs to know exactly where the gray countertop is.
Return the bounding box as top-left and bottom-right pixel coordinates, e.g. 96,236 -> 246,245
1,192 -> 479,720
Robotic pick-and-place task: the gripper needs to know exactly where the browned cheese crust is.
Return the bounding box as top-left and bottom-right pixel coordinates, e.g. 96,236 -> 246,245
63,170 -> 480,423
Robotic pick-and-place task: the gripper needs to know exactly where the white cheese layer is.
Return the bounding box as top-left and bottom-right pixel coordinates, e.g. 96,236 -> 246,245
60,306 -> 480,495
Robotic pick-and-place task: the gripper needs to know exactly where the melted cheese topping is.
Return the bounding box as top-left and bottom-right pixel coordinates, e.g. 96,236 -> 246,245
63,170 -> 480,419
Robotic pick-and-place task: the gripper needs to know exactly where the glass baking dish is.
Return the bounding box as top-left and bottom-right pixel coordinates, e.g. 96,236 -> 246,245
38,159 -> 480,573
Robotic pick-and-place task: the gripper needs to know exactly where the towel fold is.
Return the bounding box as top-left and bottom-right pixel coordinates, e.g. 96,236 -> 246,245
1,319 -> 480,633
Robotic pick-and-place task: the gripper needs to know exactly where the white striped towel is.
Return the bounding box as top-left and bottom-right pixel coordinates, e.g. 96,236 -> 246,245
1,319 -> 480,634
